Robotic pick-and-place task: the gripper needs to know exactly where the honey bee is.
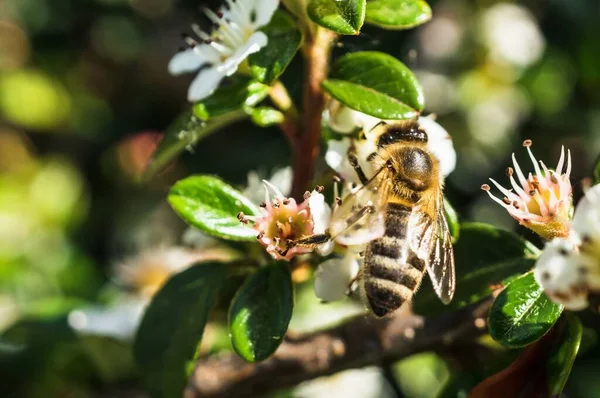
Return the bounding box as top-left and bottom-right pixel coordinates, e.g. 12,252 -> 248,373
288,119 -> 455,317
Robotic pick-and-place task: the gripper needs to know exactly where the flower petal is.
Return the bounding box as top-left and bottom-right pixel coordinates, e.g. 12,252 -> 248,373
419,116 -> 456,178
217,31 -> 268,76
325,138 -> 358,183
534,238 -> 588,311
168,48 -> 209,75
187,67 -> 225,102
308,191 -> 331,234
572,184 -> 600,242
253,0 -> 280,28
314,254 -> 359,302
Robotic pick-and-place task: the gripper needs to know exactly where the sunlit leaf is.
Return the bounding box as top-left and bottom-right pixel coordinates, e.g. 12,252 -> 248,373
168,175 -> 260,241
307,0 -> 366,35
249,11 -> 302,84
365,0 -> 431,30
229,262 -> 294,362
443,197 -> 459,242
413,223 -> 539,316
489,272 -> 563,348
133,263 -> 226,398
322,51 -> 424,119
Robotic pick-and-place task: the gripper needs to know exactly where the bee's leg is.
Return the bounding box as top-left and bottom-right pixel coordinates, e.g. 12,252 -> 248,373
347,147 -> 369,186
285,232 -> 332,250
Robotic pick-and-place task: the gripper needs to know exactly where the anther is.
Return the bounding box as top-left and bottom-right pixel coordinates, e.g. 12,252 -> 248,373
481,184 -> 491,191
256,231 -> 265,240
217,11 -> 223,18
502,197 -> 511,205
505,167 -> 514,177
550,175 -> 558,184
282,198 -> 290,205
512,201 -> 520,209
522,139 -> 532,147
237,212 -> 248,224
529,190 -> 535,196
304,191 -> 311,200
259,201 -> 267,208
335,197 -> 343,206
333,175 -> 342,183
315,185 -> 324,193
272,201 -> 280,208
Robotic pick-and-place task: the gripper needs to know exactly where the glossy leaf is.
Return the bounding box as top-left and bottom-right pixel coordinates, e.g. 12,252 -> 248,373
168,175 -> 260,241
249,11 -> 302,84
193,76 -> 269,121
365,0 -> 431,30
307,0 -> 366,35
249,106 -> 285,127
489,272 -> 563,348
547,313 -> 582,395
133,263 -> 226,398
229,262 -> 294,362
322,51 -> 424,119
413,223 -> 539,316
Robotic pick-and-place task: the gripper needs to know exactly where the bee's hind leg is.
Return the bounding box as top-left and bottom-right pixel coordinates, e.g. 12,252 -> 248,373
286,232 -> 332,251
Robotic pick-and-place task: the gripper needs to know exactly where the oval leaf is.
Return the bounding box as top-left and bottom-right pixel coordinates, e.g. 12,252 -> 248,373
546,313 -> 582,395
249,11 -> 303,84
413,223 -> 539,316
489,272 -> 563,348
365,0 -> 431,30
308,0 -> 366,35
322,51 -> 424,119
229,262 -> 294,362
250,106 -> 285,127
133,263 -> 226,398
168,175 -> 260,241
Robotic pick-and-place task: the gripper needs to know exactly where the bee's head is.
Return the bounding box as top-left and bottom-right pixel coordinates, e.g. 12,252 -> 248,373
385,147 -> 434,191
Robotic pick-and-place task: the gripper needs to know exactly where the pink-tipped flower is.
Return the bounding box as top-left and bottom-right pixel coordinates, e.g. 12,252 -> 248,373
482,140 -> 573,240
239,182 -> 330,261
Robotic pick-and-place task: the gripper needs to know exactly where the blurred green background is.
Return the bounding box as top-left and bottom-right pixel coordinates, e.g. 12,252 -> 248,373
1,0 -> 600,397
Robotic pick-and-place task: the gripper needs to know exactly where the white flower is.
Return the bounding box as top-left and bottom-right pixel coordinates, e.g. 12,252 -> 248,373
534,184 -> 600,310
243,166 -> 292,204
481,140 -> 572,240
314,252 -> 360,302
168,0 -> 279,102
534,239 -> 588,310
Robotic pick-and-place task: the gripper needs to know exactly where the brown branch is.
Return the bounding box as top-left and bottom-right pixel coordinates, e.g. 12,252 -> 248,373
269,82 -> 299,143
291,28 -> 336,200
185,297 -> 494,398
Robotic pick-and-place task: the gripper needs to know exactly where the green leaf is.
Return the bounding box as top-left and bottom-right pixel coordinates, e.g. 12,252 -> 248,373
547,313 -> 582,395
322,51 -> 424,119
133,263 -> 226,398
249,106 -> 285,127
443,197 -> 459,242
413,223 -> 539,316
168,175 -> 260,241
249,11 -> 302,84
307,0 -> 366,35
365,0 -> 431,30
489,272 -> 563,348
229,262 -> 294,362
193,76 -> 269,121
144,110 -> 247,180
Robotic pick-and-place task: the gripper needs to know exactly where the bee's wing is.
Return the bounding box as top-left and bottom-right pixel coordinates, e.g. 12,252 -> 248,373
407,190 -> 455,304
329,180 -> 388,246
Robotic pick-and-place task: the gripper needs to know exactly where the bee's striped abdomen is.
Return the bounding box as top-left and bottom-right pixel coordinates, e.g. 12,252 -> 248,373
362,203 -> 426,317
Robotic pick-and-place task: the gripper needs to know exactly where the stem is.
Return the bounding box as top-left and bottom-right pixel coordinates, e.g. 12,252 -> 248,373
291,27 -> 335,200
269,82 -> 299,143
